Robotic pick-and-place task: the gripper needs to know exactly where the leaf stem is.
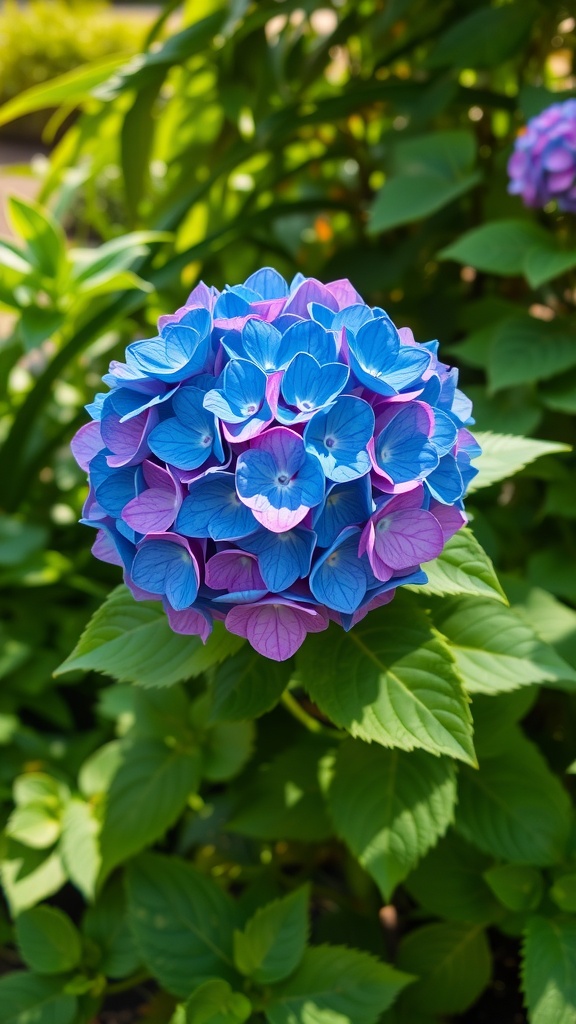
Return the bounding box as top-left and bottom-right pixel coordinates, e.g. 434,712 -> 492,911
106,969 -> 151,995
281,690 -> 344,739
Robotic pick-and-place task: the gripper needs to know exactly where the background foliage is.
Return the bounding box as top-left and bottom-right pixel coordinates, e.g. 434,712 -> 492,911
0,1 -> 575,1021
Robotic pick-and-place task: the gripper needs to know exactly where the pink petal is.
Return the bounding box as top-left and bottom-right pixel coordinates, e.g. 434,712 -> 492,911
71,421 -> 104,471
226,599 -> 328,660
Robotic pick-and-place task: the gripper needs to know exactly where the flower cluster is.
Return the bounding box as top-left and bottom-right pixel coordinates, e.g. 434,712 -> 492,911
73,270 -> 479,661
508,99 -> 576,211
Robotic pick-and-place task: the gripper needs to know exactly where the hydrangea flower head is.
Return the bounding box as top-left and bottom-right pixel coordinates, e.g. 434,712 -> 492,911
508,98 -> 576,210
73,270 -> 479,661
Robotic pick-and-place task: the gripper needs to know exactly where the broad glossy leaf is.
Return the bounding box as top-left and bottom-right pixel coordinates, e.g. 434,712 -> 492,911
265,945 -> 413,1024
297,601 -> 475,765
234,886 -> 309,984
483,864 -> 543,912
99,738 -> 201,879
0,973 -> 76,1024
406,833 -> 502,925
432,597 -> 576,694
524,243 -> 576,288
469,432 -> 570,491
127,853 -> 238,997
15,906 -> 81,975
56,586 -> 243,687
369,172 -> 480,233
408,528 -> 506,603
328,741 -> 456,899
209,647 -> 291,722
397,923 -> 491,1016
488,317 -> 576,393
522,917 -> 576,1024
455,732 -> 571,865
439,220 -> 548,276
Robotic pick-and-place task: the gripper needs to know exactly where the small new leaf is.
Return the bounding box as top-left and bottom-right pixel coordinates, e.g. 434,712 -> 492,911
234,885 -> 309,985
15,906 -> 82,975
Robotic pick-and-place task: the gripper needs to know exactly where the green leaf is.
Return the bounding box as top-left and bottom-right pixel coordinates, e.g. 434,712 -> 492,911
209,647 -> 291,722
19,308 -> 65,351
0,973 -> 77,1024
78,741 -> 123,797
190,696 -> 255,782
522,917 -> 576,1024
426,4 -> 534,68
15,905 -> 82,975
0,54 -> 131,127
469,689 -> 539,760
7,197 -> 66,278
297,601 -> 475,765
540,372 -> 576,415
182,981 -> 252,1024
455,732 -> 571,866
369,172 -> 480,233
327,741 -> 456,900
127,853 -> 238,997
59,799 -> 101,902
6,804 -> 61,849
99,738 -> 201,879
0,516 -> 47,566
234,886 -> 309,985
406,833 -> 502,924
55,586 -> 244,686
396,923 -> 491,1016
439,220 -> 548,276
230,738 -> 334,842
488,317 -> 576,393
265,945 -> 413,1024
469,432 -> 570,491
408,528 -> 507,603
523,242 -> 576,288
1,843 -> 66,915
70,231 -> 170,284
484,864 -> 544,912
394,130 -> 477,178
83,876 -> 142,980
550,874 -> 576,913
432,597 -> 576,694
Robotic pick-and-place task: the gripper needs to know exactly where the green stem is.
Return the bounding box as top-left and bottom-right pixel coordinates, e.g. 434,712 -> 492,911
106,969 -> 151,996
281,691 -> 344,739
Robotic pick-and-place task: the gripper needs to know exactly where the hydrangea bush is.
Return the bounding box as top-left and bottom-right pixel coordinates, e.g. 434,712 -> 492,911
72,270 -> 480,660
508,98 -> 576,210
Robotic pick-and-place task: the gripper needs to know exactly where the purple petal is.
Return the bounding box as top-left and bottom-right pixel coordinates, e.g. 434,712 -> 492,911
225,598 -> 329,660
205,550 -> 265,592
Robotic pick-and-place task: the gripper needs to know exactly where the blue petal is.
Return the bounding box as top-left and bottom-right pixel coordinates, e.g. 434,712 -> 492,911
204,358 -> 267,424
213,589 -> 269,604
280,319 -> 337,365
310,527 -> 368,613
242,320 -> 283,371
431,408 -> 458,455
331,304 -> 373,333
309,303 -> 336,329
242,526 -> 316,592
214,290 -> 251,318
382,346 -> 431,391
376,407 -> 439,483
281,354 -> 349,414
313,476 -> 373,548
131,540 -> 198,611
148,418 -> 216,471
243,268 -> 289,299
176,472 -> 257,541
95,466 -> 140,518
425,455 -> 464,504
304,396 -> 374,482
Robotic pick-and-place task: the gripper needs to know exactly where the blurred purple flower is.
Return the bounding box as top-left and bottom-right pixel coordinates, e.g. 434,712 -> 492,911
508,99 -> 576,210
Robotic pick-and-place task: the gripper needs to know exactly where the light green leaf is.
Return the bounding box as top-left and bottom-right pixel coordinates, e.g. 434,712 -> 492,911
455,732 -> 571,865
265,945 -> 413,1024
6,804 -> 61,849
488,317 -> 576,393
234,886 -> 309,985
7,197 -> 66,278
55,586 -> 244,687
209,648 -> 291,722
0,973 -> 77,1024
396,923 -> 491,1016
15,906 -> 81,975
406,833 -> 502,924
127,853 -> 238,997
99,738 -> 201,880
0,54 -> 130,127
78,741 -> 123,797
550,874 -> 576,913
439,220 -> 548,276
70,231 -> 170,283
59,799 -> 101,902
297,601 -> 475,765
469,432 -> 570,491
408,528 -> 507,603
369,172 -> 480,234
230,738 -> 334,842
327,741 -> 456,900
83,876 -> 142,980
522,917 -> 576,1024
182,980 -> 252,1024
1,843 -> 66,915
484,864 -> 544,912
432,597 -> 576,694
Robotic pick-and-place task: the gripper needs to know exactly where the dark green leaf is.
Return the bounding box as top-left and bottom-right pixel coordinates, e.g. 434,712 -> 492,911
0,973 -> 77,1024
550,874 -> 576,913
484,864 -> 543,912
439,220 -> 548,276
15,905 -> 82,975
406,833 -> 502,925
327,741 -> 456,900
397,923 -> 491,1016
369,172 -> 480,233
234,886 -> 309,984
522,917 -> 576,1024
427,4 -> 535,69
488,318 -> 576,393
209,648 -> 291,722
